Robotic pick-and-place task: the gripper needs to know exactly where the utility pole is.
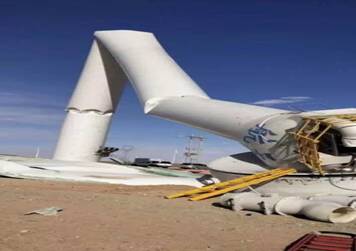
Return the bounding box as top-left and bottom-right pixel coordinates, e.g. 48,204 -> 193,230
120,145 -> 134,164
172,149 -> 179,164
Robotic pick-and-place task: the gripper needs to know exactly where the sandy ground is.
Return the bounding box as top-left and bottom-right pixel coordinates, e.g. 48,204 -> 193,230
1,178 -> 356,251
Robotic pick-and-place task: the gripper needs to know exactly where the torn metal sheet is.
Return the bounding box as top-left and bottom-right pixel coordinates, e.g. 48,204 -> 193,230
0,157 -> 209,187
25,207 -> 63,216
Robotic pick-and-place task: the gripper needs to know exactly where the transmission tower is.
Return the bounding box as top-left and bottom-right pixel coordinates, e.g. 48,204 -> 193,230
184,135 -> 204,163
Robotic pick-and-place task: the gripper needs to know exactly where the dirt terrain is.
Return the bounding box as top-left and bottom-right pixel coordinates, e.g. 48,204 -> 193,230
1,178 -> 356,251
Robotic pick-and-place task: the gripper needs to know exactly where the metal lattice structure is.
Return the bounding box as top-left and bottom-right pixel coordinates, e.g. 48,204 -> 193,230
291,114 -> 356,175
184,135 -> 205,163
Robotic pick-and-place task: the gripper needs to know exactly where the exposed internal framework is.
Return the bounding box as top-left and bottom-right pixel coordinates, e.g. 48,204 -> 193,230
291,114 -> 356,174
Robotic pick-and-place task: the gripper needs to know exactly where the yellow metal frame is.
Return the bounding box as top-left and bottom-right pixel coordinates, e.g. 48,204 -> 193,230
166,168 -> 296,201
291,114 -> 356,175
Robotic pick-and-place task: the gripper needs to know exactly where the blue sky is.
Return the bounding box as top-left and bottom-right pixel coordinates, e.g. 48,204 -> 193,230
0,0 -> 355,162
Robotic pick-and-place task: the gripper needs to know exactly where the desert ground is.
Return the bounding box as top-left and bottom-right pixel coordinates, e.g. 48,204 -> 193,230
1,178 -> 356,251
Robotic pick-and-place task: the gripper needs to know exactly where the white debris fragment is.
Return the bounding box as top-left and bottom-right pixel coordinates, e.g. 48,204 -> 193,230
0,158 -> 206,187
220,192 -> 356,223
25,207 -> 63,216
